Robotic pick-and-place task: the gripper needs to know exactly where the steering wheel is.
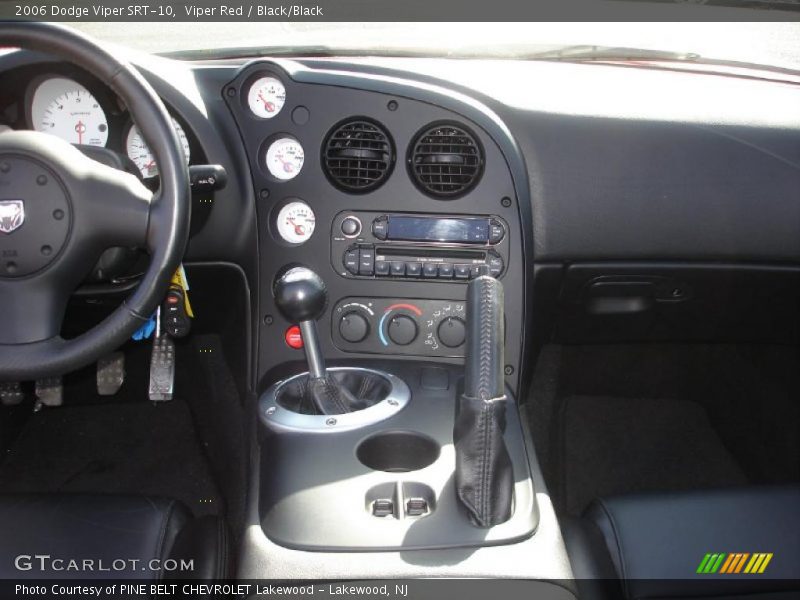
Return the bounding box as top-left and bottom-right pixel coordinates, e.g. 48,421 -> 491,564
0,23 -> 190,381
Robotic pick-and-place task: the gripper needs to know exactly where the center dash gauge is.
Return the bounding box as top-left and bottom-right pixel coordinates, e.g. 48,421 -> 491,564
276,201 -> 316,244
265,137 -> 304,181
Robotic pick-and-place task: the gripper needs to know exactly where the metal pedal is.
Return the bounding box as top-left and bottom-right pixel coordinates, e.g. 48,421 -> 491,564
149,335 -> 175,401
149,309 -> 175,402
34,377 -> 63,407
97,352 -> 125,396
0,382 -> 24,406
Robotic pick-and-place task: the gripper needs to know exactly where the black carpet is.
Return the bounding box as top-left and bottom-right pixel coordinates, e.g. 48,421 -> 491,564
559,395 -> 748,515
0,398 -> 222,517
528,343 -> 800,515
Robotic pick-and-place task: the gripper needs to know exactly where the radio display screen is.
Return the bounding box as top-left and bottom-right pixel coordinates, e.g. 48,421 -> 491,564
387,216 -> 488,244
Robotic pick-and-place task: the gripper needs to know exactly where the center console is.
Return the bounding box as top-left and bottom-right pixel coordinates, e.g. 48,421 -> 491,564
223,59 -> 573,588
258,360 -> 537,551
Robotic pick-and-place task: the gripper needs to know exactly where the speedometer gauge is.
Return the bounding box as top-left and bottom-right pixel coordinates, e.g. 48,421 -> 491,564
31,77 -> 108,147
266,137 -> 304,181
247,76 -> 286,119
126,119 -> 191,178
276,201 -> 315,244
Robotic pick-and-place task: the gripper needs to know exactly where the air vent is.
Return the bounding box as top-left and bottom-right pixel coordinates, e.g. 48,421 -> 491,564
408,122 -> 484,198
323,118 -> 395,193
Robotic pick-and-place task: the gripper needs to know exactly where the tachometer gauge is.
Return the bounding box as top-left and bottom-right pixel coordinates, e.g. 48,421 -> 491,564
247,76 -> 286,119
31,77 -> 109,147
276,201 -> 315,244
266,137 -> 304,181
126,119 -> 191,178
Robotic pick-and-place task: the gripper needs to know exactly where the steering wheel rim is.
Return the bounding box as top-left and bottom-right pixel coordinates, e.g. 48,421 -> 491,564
0,22 -> 190,381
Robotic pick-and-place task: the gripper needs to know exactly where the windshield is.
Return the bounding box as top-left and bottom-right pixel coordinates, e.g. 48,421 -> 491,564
68,23 -> 800,73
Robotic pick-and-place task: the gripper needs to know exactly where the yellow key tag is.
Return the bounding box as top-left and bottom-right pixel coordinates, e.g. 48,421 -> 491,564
171,265 -> 194,318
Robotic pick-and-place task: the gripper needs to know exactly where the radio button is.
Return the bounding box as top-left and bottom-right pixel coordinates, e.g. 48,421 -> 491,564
438,263 -> 454,279
372,216 -> 388,240
374,260 -> 390,276
469,266 -> 483,279
422,263 -> 439,278
341,216 -> 362,237
489,219 -> 505,244
359,248 -> 375,275
390,261 -> 406,277
343,248 -> 359,275
405,262 -> 422,277
454,264 -> 471,279
488,252 -> 504,277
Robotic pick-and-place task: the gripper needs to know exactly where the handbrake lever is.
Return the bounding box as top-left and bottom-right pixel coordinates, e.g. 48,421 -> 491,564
454,274 -> 514,527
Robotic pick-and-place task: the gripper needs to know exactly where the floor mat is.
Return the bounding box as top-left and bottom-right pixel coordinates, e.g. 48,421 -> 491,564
0,400 -> 221,517
560,395 -> 748,515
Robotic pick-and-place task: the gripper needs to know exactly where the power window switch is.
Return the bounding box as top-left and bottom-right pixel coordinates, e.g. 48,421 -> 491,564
372,499 -> 394,517
406,498 -> 429,516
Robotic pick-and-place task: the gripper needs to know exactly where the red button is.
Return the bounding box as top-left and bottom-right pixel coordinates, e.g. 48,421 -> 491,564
285,325 -> 303,349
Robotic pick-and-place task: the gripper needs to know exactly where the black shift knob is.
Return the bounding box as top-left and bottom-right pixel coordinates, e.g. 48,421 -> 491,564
274,267 -> 327,323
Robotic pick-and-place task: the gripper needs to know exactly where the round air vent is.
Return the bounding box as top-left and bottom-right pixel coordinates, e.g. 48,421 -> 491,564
408,122 -> 484,198
322,118 -> 395,193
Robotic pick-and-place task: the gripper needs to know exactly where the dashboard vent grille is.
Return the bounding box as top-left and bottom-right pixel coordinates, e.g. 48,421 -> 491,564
323,119 -> 395,193
409,122 -> 484,198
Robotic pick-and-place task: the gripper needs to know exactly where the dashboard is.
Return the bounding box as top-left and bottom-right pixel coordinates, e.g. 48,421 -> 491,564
1,48 -> 799,395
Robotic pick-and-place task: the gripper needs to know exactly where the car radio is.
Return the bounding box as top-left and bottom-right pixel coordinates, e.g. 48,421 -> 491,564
331,211 -> 509,281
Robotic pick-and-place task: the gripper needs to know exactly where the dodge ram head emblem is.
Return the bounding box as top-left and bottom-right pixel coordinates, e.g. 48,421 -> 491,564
0,200 -> 24,234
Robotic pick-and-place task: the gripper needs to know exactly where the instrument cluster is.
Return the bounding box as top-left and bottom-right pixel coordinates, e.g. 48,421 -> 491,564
0,67 -> 202,180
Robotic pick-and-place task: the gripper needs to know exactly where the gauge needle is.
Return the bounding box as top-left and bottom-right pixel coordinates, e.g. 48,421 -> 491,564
287,218 -> 305,235
144,160 -> 156,171
276,154 -> 294,173
75,120 -> 86,144
258,93 -> 275,112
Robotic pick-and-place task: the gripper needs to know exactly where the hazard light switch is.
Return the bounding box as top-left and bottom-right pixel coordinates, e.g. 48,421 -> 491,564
284,325 -> 303,349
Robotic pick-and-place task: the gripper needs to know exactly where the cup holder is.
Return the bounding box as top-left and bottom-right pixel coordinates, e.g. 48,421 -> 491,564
356,430 -> 440,472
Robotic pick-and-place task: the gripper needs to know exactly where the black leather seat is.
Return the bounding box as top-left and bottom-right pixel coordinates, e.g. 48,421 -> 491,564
0,494 -> 228,580
565,486 -> 800,600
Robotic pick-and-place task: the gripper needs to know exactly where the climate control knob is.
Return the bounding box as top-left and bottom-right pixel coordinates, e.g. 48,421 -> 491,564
437,316 -> 466,348
339,311 -> 370,343
387,314 -> 418,346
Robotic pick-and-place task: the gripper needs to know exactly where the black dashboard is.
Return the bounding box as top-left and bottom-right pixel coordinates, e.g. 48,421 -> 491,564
2,48 -> 799,396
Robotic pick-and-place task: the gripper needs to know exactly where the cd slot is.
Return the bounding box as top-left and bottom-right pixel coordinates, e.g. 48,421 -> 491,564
376,247 -> 486,261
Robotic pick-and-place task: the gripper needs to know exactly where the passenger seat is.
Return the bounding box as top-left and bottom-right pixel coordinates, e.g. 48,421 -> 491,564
564,486 -> 800,599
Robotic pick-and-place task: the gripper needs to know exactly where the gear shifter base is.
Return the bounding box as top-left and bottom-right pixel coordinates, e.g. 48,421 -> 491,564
260,367 -> 411,433
276,369 -> 392,415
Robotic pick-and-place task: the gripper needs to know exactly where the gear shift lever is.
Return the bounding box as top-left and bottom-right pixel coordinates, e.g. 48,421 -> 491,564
274,267 -> 387,416
274,266 -> 327,380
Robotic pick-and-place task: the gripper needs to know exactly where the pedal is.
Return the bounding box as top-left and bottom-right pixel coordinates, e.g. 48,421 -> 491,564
149,335 -> 175,402
34,377 -> 63,407
0,382 -> 24,406
162,285 -> 191,338
97,352 -> 125,396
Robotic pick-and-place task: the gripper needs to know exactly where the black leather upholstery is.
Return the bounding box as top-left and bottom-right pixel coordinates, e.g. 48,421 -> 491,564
576,486 -> 800,599
0,494 -> 227,581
